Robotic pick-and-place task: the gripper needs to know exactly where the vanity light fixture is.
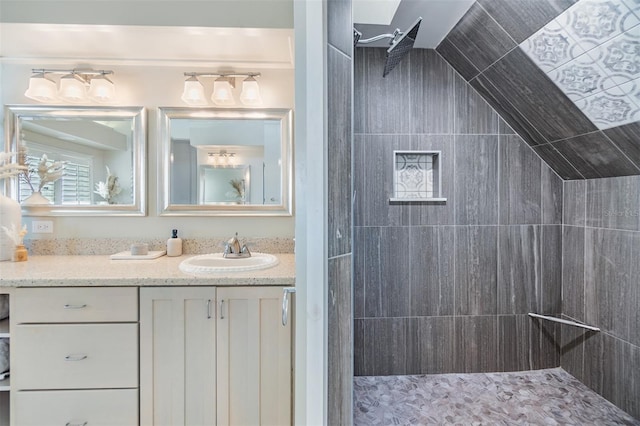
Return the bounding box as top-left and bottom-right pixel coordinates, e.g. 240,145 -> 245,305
24,68 -> 116,104
182,72 -> 262,106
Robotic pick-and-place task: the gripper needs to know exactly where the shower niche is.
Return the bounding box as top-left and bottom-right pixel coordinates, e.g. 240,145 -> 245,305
390,150 -> 446,202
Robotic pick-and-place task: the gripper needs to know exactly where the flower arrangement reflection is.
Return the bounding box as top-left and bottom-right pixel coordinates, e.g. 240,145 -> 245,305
94,166 -> 121,204
19,150 -> 66,204
0,152 -> 28,181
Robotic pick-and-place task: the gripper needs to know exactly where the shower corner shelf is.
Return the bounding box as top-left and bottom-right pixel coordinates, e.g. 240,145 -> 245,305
391,150 -> 445,203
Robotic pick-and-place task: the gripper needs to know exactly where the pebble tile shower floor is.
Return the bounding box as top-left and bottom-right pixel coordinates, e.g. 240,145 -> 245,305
353,368 -> 639,425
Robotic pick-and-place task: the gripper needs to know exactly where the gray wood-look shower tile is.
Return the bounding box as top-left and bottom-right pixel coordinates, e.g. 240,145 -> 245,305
541,164 -> 563,225
585,228 -> 635,343
603,121 -> 640,168
327,0 -> 352,57
497,225 -> 541,315
478,0 -> 578,43
409,135 -> 455,226
563,180 -> 586,226
454,316 -> 498,373
410,226 -> 455,317
470,74 -> 549,147
562,226 -> 585,322
363,318 -> 408,376
630,233 -> 640,347
353,135 -> 366,226
499,134 -> 542,225
353,226 -> 365,319
531,315 -> 561,369
499,118 -> 516,135
482,48 -> 597,143
328,255 -> 353,426
406,316 -> 456,375
586,176 -> 640,231
498,315 -> 534,372
552,133 -> 640,179
353,47 -> 411,134
435,38 -> 480,81
560,316 -> 585,382
354,319 -> 365,376
541,225 -> 562,315
362,226 -> 412,318
601,334 -> 634,415
410,49 -> 454,134
454,135 -> 499,225
355,134 -> 412,227
455,226 -> 498,315
328,45 -> 352,258
532,143 -> 584,180
454,73 -> 499,135
582,331 -> 603,394
446,3 -> 517,74
629,344 -> 640,419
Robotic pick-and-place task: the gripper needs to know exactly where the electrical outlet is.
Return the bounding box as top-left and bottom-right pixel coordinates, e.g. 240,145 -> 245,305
32,220 -> 53,233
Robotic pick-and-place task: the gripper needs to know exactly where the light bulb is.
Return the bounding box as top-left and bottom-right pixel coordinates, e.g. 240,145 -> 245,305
24,73 -> 58,102
240,76 -> 262,105
212,78 -> 235,106
181,76 -> 207,105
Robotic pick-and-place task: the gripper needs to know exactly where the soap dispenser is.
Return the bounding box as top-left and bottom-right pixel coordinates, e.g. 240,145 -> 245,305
167,229 -> 183,257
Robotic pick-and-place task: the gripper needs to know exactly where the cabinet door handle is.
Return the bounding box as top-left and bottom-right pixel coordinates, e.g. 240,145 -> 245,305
64,354 -> 88,361
220,300 -> 225,319
64,304 -> 87,309
207,299 -> 212,319
66,422 -> 88,426
282,287 -> 296,326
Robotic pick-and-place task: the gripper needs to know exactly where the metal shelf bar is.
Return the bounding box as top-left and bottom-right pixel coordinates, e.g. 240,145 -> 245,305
528,313 -> 600,332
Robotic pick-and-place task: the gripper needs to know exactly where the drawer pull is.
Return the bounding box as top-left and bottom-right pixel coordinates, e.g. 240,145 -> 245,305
66,422 -> 88,426
64,354 -> 88,361
64,304 -> 87,310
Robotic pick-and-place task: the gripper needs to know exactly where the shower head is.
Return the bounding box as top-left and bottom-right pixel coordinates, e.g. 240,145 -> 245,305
383,17 -> 422,77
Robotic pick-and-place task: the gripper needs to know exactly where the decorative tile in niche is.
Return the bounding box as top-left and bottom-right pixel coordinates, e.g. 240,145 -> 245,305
390,151 -> 446,202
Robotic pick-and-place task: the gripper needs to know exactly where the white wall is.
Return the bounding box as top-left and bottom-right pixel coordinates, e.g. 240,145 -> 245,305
1,62 -> 295,240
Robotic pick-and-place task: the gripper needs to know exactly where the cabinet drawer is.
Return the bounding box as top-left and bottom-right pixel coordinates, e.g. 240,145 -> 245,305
14,389 -> 138,426
14,287 -> 138,323
13,323 -> 138,390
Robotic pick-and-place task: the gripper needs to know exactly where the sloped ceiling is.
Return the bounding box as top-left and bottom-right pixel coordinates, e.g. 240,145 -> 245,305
437,0 -> 640,180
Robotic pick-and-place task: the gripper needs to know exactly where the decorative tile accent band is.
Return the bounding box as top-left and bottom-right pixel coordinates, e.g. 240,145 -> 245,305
520,0 -> 640,130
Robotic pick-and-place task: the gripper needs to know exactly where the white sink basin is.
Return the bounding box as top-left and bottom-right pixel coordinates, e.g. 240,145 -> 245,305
179,252 -> 279,274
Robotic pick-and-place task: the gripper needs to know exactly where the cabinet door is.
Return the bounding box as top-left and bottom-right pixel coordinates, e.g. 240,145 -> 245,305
217,287 -> 292,426
140,287 -> 216,426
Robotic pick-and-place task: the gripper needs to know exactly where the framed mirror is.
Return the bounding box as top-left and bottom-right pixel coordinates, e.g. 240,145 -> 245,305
4,105 -> 147,216
158,107 -> 292,216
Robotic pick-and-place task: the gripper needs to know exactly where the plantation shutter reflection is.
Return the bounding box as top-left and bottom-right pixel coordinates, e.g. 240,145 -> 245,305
61,162 -> 91,204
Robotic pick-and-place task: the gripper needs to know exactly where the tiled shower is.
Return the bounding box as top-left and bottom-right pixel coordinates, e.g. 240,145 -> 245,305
339,0 -> 640,421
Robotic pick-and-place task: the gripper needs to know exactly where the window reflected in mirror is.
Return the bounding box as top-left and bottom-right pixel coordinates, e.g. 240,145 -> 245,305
4,106 -> 146,216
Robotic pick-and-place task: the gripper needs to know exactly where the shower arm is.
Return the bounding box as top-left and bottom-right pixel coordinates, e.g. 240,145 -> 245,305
355,28 -> 401,45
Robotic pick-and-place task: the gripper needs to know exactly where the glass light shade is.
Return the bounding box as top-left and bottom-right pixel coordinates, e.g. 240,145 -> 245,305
181,76 -> 207,105
58,74 -> 87,103
240,76 -> 262,105
88,75 -> 115,102
212,78 -> 235,106
24,73 -> 58,102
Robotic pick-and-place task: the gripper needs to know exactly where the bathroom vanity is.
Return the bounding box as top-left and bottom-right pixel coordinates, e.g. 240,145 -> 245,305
0,254 -> 295,426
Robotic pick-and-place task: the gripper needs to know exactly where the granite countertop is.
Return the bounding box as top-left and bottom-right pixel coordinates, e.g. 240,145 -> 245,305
0,253 -> 295,287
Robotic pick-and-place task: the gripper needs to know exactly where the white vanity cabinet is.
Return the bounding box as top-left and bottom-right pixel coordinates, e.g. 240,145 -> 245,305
10,287 -> 139,426
140,286 -> 293,426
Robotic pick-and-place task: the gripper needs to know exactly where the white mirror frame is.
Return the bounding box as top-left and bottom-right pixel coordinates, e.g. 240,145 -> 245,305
158,107 -> 293,216
4,105 -> 147,216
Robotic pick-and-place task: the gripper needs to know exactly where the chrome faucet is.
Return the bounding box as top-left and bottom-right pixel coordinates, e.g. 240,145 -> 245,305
223,232 -> 252,258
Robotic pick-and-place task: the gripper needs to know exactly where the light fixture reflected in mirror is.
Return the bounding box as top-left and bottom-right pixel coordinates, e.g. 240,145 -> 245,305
181,72 -> 262,106
24,68 -> 115,104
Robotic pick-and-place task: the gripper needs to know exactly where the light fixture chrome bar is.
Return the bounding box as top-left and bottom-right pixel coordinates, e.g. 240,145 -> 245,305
32,68 -> 114,76
184,72 -> 261,78
528,313 -> 600,332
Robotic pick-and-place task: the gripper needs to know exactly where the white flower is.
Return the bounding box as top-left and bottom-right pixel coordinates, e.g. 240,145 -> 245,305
35,154 -> 65,192
94,166 -> 122,203
1,223 -> 28,246
0,152 -> 29,181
